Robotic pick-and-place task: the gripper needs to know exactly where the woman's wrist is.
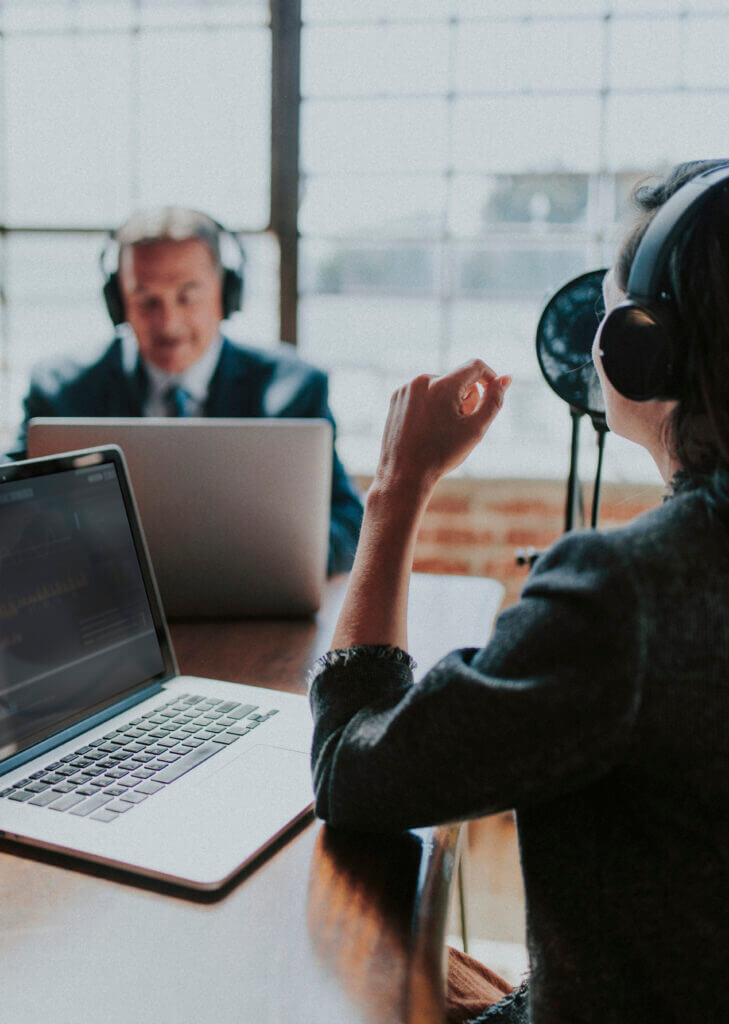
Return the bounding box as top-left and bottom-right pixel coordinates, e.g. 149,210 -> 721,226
365,472 -> 434,523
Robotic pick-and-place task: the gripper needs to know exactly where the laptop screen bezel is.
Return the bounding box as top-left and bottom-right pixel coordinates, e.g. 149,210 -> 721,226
0,445 -> 178,764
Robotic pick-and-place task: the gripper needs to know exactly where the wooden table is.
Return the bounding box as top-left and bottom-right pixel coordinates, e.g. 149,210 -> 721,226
0,573 -> 504,1024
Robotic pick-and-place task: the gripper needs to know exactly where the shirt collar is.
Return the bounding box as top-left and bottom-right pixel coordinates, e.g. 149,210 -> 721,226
122,328 -> 224,404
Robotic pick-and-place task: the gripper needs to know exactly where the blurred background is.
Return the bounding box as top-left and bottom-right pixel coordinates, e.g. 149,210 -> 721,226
2,0 -> 728,487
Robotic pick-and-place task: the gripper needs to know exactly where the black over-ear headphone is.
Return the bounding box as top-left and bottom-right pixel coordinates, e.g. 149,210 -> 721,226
599,162 -> 729,401
99,210 -> 246,326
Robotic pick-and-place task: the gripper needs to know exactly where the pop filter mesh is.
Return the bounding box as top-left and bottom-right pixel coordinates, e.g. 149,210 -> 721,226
536,268 -> 608,421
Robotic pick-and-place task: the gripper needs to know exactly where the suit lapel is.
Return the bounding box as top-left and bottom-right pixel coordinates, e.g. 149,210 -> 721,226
97,338 -> 146,416
204,338 -> 264,417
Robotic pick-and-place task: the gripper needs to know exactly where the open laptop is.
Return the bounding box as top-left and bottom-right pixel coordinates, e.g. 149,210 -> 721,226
0,447 -> 314,890
27,418 -> 332,618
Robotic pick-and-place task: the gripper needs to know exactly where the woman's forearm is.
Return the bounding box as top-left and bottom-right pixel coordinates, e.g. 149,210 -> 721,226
330,481 -> 431,652
330,362 -> 509,653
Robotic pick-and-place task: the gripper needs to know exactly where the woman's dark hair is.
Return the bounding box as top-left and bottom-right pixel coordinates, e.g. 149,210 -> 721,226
615,160 -> 729,485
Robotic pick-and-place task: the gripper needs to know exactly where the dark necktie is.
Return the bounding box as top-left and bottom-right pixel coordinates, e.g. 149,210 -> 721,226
163,384 -> 194,417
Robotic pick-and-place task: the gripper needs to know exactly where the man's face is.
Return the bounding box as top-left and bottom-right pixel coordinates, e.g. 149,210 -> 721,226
119,238 -> 224,373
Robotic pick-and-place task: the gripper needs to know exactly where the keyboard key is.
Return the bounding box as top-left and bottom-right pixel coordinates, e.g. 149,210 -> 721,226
28,790 -> 61,806
153,742 -> 223,784
49,793 -> 87,812
51,782 -> 76,794
90,809 -> 119,822
70,794 -> 114,817
131,768 -> 154,779
135,781 -> 164,795
105,800 -> 133,813
212,733 -> 240,745
157,752 -> 181,763
103,786 -> 126,796
8,790 -> 34,802
119,791 -> 147,804
224,704 -> 258,720
226,724 -> 253,736
25,781 -> 51,793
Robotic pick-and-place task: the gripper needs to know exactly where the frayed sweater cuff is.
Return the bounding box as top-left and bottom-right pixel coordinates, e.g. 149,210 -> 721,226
307,644 -> 416,697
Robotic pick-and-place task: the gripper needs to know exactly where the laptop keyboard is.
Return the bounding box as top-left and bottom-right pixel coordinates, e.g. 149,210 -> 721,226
0,693 -> 279,823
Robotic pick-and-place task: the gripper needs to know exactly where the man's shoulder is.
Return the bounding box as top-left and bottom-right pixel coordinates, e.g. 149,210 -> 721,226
221,337 -> 326,383
30,337 -> 124,396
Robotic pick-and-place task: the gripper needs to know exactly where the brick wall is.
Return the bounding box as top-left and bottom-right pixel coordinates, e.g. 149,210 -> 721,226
355,476 -> 664,610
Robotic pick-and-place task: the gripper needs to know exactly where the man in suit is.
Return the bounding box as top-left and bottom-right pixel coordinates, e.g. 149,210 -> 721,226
9,207 -> 363,574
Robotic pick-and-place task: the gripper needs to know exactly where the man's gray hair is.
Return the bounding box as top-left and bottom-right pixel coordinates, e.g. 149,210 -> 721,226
115,207 -> 223,274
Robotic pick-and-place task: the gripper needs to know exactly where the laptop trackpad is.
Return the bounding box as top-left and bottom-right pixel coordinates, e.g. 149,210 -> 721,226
193,743 -> 314,823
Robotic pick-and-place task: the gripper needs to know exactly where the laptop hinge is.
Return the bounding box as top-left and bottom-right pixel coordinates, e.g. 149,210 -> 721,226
0,681 -> 166,778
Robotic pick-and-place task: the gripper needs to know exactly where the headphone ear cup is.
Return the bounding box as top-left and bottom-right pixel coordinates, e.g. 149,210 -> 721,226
599,300 -> 681,401
221,267 -> 244,319
103,271 -> 125,326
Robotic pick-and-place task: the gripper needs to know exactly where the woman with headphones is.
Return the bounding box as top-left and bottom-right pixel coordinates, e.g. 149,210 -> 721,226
308,160 -> 729,1024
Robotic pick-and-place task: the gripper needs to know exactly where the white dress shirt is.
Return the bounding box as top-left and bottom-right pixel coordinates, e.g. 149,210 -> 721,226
121,328 -> 223,417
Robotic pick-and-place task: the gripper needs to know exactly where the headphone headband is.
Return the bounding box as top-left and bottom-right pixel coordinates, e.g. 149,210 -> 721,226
627,163 -> 729,301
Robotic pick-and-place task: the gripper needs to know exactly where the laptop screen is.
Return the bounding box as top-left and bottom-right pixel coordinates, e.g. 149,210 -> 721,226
0,454 -> 168,761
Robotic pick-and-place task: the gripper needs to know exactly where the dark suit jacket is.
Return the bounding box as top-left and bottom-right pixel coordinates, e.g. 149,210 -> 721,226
9,336 -> 363,574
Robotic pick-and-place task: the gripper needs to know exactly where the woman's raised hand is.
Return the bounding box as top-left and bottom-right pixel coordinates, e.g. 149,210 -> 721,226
372,359 -> 511,501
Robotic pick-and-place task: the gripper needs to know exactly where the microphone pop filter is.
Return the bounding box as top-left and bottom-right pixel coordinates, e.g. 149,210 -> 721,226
536,268 -> 608,423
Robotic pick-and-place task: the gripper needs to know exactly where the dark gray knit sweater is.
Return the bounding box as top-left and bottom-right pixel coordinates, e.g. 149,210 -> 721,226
308,485 -> 729,1023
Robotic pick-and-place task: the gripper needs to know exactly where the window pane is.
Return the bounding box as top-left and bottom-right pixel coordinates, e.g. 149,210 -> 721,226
456,18 -> 603,94
604,92 -> 729,170
299,294 -> 441,374
450,174 -> 590,237
300,175 -> 448,239
607,16 -> 681,90
137,29 -> 270,226
5,34 -> 133,225
301,98 -> 449,174
454,247 -> 591,299
303,1 -> 453,22
611,0 -> 682,12
684,16 -> 729,89
453,96 -> 602,172
302,23 -> 449,98
4,236 -> 110,403
301,241 -> 437,298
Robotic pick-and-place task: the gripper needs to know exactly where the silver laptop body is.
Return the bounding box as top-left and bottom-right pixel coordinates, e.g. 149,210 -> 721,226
27,418 -> 332,618
0,448 -> 314,890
